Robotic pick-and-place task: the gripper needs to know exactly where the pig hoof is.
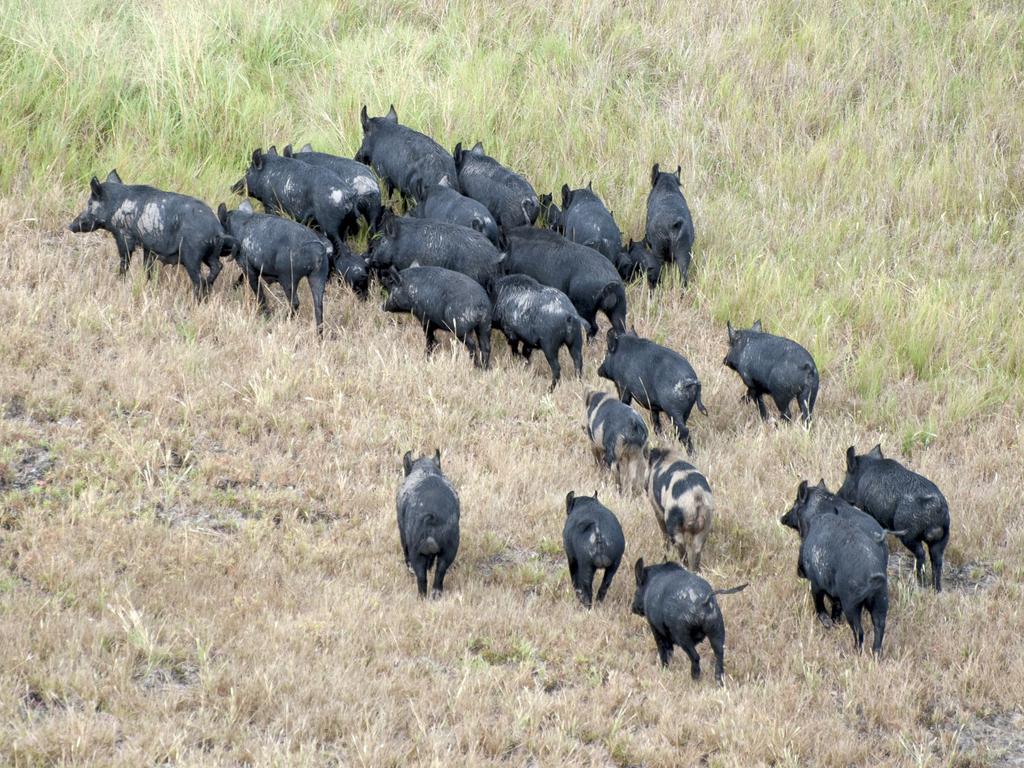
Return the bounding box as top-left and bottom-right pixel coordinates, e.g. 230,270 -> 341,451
430,589 -> 443,600
817,612 -> 833,628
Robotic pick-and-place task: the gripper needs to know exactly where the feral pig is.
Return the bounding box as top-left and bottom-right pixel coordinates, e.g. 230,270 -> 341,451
538,193 -> 562,232
724,320 -> 819,424
217,201 -> 328,333
781,479 -> 890,654
560,183 -> 623,264
645,448 -> 713,571
616,239 -> 662,288
69,170 -> 234,298
504,226 -> 627,338
597,329 -> 707,454
283,144 -> 382,233
231,147 -> 352,257
453,142 -> 539,228
382,266 -> 492,368
780,479 -> 887,542
838,444 -> 950,592
356,105 -> 458,203
631,558 -> 747,684
563,491 -> 625,608
397,450 -> 460,598
488,274 -> 588,388
331,240 -> 371,299
584,391 -> 649,494
368,213 -> 505,286
645,163 -> 696,289
410,177 -> 500,246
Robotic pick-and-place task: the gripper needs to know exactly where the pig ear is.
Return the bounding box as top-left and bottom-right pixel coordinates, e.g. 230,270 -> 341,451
402,451 -> 413,476
360,105 -> 370,132
251,149 -> 263,170
239,200 -> 253,213
89,176 -> 104,198
846,446 -> 857,472
606,328 -> 619,353
217,202 -> 227,225
727,321 -> 735,345
385,104 -> 398,122
675,165 -> 682,179
105,169 -> 122,184
300,143 -> 313,153
868,444 -> 883,459
561,184 -> 571,210
634,558 -> 646,585
266,145 -> 278,157
650,163 -> 660,186
752,319 -> 763,333
438,175 -> 451,189
565,491 -> 575,516
471,141 -> 484,155
797,480 -> 808,503
587,179 -> 593,190
433,449 -> 441,468
283,144 -> 293,157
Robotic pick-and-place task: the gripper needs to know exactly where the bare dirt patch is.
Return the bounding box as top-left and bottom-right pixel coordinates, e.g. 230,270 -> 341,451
888,551 -> 997,592
954,712 -> 1024,767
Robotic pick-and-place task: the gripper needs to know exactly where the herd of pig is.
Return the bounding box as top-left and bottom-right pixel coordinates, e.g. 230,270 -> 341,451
67,105 -> 952,684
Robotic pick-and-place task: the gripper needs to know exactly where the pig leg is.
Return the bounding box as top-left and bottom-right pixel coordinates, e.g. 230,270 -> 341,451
672,246 -> 691,290
182,254 -> 207,302
905,538 -> 928,587
843,603 -> 866,651
750,390 -> 769,421
541,342 -> 562,390
595,561 -> 618,603
476,320 -> 492,369
568,335 -> 584,379
246,269 -> 270,316
708,630 -> 726,685
431,553 -> 453,599
927,536 -> 946,592
142,249 -> 158,279
651,626 -> 674,666
868,593 -> 888,655
574,562 -> 595,608
798,384 -> 814,424
202,243 -> 223,290
773,393 -> 794,422
279,277 -> 301,317
687,531 -> 706,572
113,232 -> 136,277
830,597 -> 843,624
454,328 -> 481,368
411,555 -> 429,597
677,637 -> 702,679
309,272 -> 326,337
672,417 -> 694,455
650,407 -> 664,434
424,322 -> 440,355
812,586 -> 832,627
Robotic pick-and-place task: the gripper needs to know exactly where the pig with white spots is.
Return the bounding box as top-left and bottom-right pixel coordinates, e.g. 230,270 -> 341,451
283,143 -> 382,233
631,558 -> 747,684
217,201 -> 329,333
397,450 -> 460,598
367,212 -> 506,286
645,448 -> 714,571
584,391 -> 649,494
488,274 -> 588,388
381,265 -> 493,368
231,147 -> 354,257
453,141 -> 539,228
562,491 -> 626,608
597,329 -> 707,454
68,170 -> 234,298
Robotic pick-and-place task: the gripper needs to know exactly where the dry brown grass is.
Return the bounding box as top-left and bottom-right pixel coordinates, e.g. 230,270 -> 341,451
1,199 -> 1022,766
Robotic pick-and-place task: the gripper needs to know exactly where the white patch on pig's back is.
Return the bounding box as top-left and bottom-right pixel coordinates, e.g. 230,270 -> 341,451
111,199 -> 138,228
137,202 -> 163,236
352,176 -> 378,196
330,189 -> 344,205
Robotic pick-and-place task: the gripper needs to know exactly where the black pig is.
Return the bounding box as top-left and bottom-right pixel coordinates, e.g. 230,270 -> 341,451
724,320 -> 819,424
410,177 -> 500,246
368,213 -> 505,287
631,558 -> 746,684
563,491 -> 625,608
560,182 -> 622,264
597,330 -> 707,454
838,444 -> 950,591
217,201 -> 329,333
453,142 -> 539,228
381,266 -> 493,368
397,450 -> 460,598
488,274 -> 588,388
645,164 -> 695,289
538,193 -> 562,232
356,105 -> 458,204
231,147 -> 353,257
69,170 -> 233,298
504,226 -> 627,338
283,143 -> 382,233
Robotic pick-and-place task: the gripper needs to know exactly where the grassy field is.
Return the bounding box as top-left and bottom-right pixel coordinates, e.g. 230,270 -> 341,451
2,0 -> 1023,765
